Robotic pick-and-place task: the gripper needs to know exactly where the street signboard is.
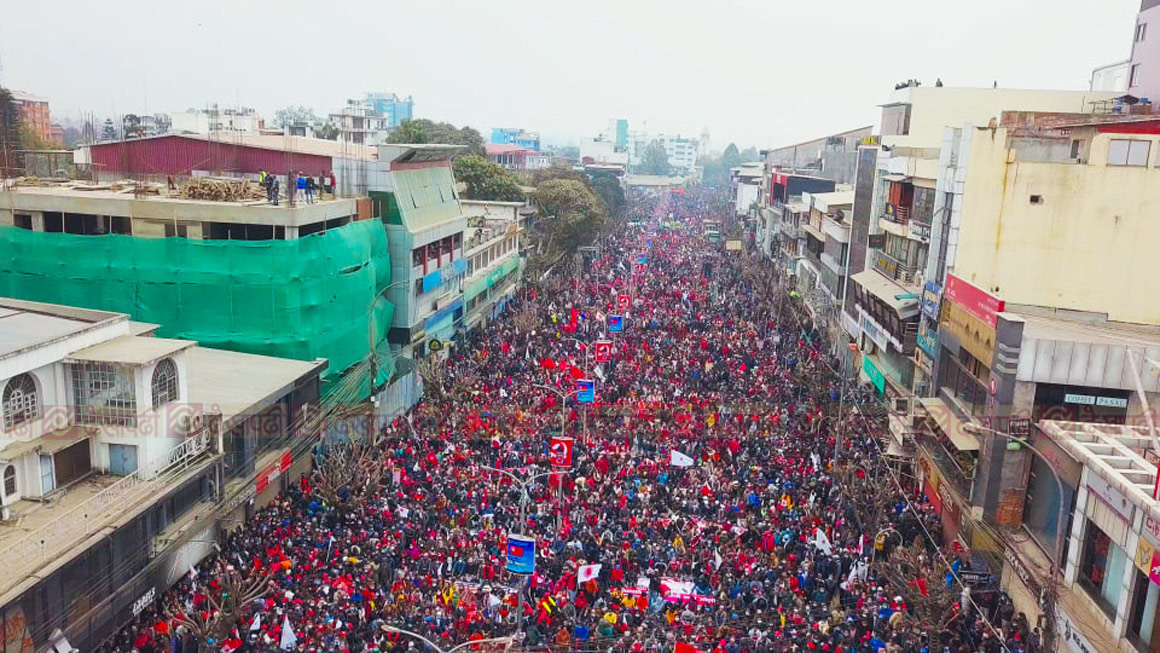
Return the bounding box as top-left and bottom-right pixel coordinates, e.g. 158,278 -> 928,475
576,379 -> 595,403
617,294 -> 631,312
609,315 -> 624,332
594,340 -> 612,363
549,436 -> 574,467
506,535 -> 535,574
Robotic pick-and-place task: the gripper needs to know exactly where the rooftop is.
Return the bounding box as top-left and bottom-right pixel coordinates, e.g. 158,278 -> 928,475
485,144 -> 533,156
0,298 -> 124,362
811,190 -> 855,211
186,347 -> 326,429
67,335 -> 195,366
87,132 -> 377,161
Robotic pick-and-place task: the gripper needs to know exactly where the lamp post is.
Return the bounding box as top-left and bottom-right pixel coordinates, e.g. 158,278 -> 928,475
476,465 -> 562,643
963,422 -> 1066,653
530,383 -> 582,436
380,625 -> 513,653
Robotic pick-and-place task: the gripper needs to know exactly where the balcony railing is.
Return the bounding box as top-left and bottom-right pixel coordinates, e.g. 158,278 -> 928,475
0,429 -> 213,586
871,250 -> 917,284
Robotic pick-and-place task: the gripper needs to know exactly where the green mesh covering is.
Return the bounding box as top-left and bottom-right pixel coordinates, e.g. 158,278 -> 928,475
0,221 -> 394,390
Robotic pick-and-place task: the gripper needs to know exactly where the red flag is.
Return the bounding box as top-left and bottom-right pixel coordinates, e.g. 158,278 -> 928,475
570,366 -> 584,379
541,358 -> 556,369
570,307 -> 579,327
675,642 -> 702,653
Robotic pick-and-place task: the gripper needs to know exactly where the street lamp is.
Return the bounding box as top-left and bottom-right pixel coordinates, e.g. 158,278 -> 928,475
380,625 -> 513,653
963,421 -> 1066,652
530,383 -> 582,435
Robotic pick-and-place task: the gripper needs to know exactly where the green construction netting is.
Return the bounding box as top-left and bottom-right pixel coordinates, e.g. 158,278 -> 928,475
0,221 -> 394,391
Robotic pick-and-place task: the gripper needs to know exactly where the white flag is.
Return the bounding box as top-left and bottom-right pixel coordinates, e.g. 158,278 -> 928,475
595,366 -> 605,382
670,450 -> 695,467
249,613 -> 262,632
813,528 -> 833,555
577,563 -> 602,584
841,561 -> 868,590
713,550 -> 723,570
810,453 -> 820,470
279,616 -> 297,650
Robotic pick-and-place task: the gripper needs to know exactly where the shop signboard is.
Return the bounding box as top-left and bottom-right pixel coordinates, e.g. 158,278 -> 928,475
944,273 -> 1004,329
863,356 -> 886,394
859,310 -> 889,351
921,282 -> 942,320
917,320 -> 939,358
1056,607 -> 1097,653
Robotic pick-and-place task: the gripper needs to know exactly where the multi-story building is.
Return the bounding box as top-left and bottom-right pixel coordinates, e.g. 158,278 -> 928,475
1092,60 -> 1132,93
169,106 -> 263,135
659,135 -> 699,173
365,92 -> 414,129
764,126 -> 874,184
490,128 -> 541,151
10,91 -> 52,144
459,200 -> 524,330
729,163 -> 764,217
485,144 -> 551,173
843,85 -> 1120,411
0,297 -> 323,652
1130,0 -> 1160,103
901,112 -> 1160,650
330,99 -> 392,146
764,171 -> 836,276
369,144 -> 469,356
579,137 -> 629,166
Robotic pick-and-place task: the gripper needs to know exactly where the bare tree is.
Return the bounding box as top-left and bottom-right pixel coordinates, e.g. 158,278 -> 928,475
171,564 -> 269,652
872,539 -> 959,634
313,434 -> 382,508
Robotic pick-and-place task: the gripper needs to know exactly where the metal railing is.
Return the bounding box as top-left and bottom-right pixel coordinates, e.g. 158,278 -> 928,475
0,429 -> 212,586
883,203 -> 910,225
872,250 -> 917,284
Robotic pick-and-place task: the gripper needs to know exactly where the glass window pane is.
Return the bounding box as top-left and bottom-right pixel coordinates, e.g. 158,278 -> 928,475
1128,140 -> 1151,166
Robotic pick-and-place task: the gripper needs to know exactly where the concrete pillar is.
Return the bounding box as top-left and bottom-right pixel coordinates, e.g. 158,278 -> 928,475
1065,482 -> 1089,586
284,226 -> 299,240
1116,529 -> 1140,639
30,211 -> 44,232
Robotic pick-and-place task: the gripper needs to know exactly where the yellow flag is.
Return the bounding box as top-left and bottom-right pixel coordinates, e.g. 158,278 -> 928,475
707,414 -> 716,427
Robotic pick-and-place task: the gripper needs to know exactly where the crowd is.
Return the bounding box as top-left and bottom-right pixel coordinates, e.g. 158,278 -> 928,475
104,192 -> 1037,652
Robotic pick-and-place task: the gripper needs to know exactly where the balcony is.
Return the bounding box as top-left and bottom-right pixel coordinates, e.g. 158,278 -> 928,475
820,251 -> 846,276
871,250 -> 918,285
780,222 -> 802,239
883,203 -> 910,225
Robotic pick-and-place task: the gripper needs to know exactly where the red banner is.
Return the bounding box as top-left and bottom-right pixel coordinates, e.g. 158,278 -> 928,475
256,449 -> 292,493
617,294 -> 631,312
943,273 -> 1004,329
594,340 -> 612,363
549,436 -> 574,468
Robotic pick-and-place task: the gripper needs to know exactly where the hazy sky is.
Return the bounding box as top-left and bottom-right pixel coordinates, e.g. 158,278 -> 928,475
0,0 -> 1141,150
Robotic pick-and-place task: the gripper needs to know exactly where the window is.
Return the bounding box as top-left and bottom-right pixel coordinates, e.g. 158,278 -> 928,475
1137,22 -> 1147,42
3,374 -> 40,430
151,358 -> 178,407
1029,195 -> 1044,205
2,465 -> 14,496
1108,139 -> 1151,166
1079,522 -> 1128,617
1131,64 -> 1142,88
13,214 -> 31,230
71,363 -> 137,427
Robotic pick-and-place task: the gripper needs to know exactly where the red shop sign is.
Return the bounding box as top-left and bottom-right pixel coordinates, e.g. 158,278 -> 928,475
944,273 -> 1005,329
256,449 -> 292,493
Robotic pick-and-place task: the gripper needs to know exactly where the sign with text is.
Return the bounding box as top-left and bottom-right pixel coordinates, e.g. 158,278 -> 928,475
921,281 -> 942,320
576,379 -> 595,403
617,294 -> 631,312
549,436 -> 574,467
594,340 -> 612,363
609,315 -> 624,332
256,449 -> 292,494
506,535 -> 536,574
944,273 -> 1004,329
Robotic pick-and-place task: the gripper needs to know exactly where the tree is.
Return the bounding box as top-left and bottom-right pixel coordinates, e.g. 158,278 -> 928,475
721,143 -> 742,171
273,105 -> 319,128
638,140 -> 672,176
531,178 -> 607,256
740,146 -> 761,163
315,122 -> 339,140
453,155 -> 525,201
122,114 -> 145,139
313,431 -> 381,508
387,119 -> 485,158
171,563 -> 269,652
101,118 -> 117,141
590,171 -> 625,217
530,165 -> 591,188
0,88 -> 21,177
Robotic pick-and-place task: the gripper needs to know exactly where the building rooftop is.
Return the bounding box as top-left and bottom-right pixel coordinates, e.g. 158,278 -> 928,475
485,144 -> 533,156
0,298 -> 124,361
811,190 -> 855,210
87,133 -> 377,161
67,335 -> 196,366
186,347 -> 326,429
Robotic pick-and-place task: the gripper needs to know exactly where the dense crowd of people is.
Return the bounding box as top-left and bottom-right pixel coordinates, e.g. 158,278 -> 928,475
104,191 -> 1037,652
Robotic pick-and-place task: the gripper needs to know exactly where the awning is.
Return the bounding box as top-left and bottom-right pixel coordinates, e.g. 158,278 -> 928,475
918,397 -> 980,451
882,174 -> 912,183
0,425 -> 94,461
851,270 -> 920,317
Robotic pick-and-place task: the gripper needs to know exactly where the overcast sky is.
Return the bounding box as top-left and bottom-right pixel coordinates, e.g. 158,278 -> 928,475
0,0 -> 1141,151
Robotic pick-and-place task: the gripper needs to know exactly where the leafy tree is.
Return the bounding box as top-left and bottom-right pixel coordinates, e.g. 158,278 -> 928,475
721,143 -> 742,171
638,140 -> 672,176
554,145 -> 580,160
530,178 -> 607,256
0,88 -> 20,176
530,165 -> 592,189
101,118 -> 117,141
273,105 -> 320,128
122,114 -> 146,139
61,126 -> 83,149
453,155 -> 525,201
740,146 -> 761,162
590,171 -> 625,217
387,119 -> 485,158
315,122 -> 340,140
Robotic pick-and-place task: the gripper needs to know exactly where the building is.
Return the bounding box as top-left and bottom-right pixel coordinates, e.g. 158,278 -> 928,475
579,137 -> 629,166
490,128 -> 541,151
9,91 -> 52,144
763,126 -> 874,184
0,183 -> 394,399
76,132 -> 376,197
1130,0 -> 1160,103
1092,60 -> 1132,92
169,106 -> 263,135
658,135 -> 700,174
459,200 -> 524,330
485,144 -> 551,173
330,99 -> 392,146
763,171 -> 836,275
368,144 -> 469,356
842,85 -> 1121,409
730,163 -> 764,217
0,297 -> 323,652
365,92 -> 414,129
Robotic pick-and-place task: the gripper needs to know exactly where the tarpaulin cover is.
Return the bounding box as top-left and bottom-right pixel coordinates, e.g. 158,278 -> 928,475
0,221 -> 394,390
